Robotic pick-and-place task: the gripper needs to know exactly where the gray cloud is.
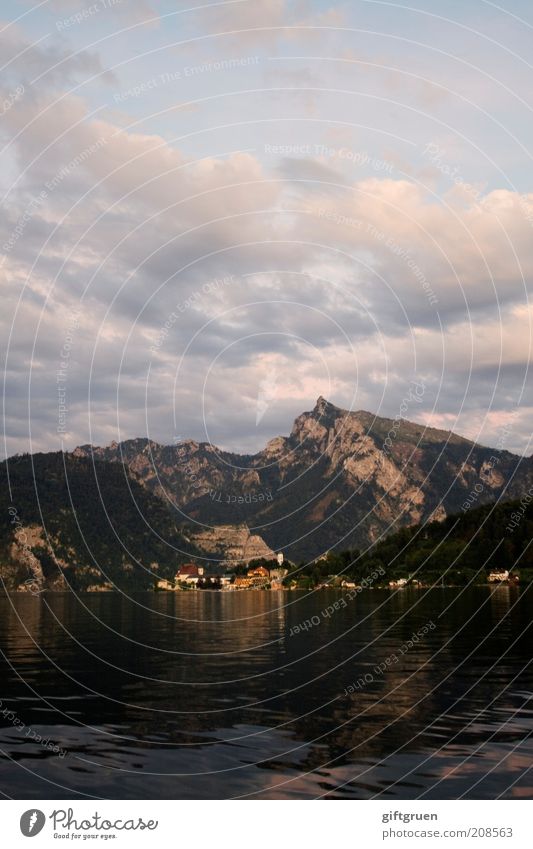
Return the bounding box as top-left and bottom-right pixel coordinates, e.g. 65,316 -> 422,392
2,8 -> 533,459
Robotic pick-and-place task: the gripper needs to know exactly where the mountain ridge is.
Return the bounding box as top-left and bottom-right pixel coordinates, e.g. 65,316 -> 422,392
73,396 -> 487,458
71,398 -> 532,561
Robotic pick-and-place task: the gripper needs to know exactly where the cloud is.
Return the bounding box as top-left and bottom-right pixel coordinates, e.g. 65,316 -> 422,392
190,0 -> 345,50
26,0 -> 160,28
2,7 -> 533,458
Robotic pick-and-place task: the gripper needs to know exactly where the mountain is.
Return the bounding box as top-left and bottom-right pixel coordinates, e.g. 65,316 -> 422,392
0,452 -> 198,591
73,397 -> 533,562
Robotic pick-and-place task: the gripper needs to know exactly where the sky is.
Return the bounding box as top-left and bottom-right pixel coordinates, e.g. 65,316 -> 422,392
2,0 -> 533,457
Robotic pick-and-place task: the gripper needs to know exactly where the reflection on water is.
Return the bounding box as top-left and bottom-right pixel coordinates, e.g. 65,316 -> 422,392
0,587 -> 532,799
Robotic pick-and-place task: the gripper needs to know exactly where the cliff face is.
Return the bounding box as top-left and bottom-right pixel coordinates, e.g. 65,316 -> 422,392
73,398 -> 533,561
187,524 -> 276,566
72,439 -> 253,507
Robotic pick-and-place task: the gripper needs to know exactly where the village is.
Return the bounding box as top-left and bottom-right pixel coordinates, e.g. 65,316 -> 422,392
156,552 -> 519,592
156,552 -> 289,591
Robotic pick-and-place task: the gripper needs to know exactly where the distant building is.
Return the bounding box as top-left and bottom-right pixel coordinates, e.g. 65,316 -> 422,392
248,565 -> 269,578
219,574 -> 234,588
277,552 -> 284,566
234,576 -> 254,590
207,571 -> 235,589
176,563 -> 204,585
245,565 -> 270,588
156,578 -> 175,591
488,570 -> 510,583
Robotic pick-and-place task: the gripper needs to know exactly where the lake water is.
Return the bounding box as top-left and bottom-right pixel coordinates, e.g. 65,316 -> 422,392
0,587 -> 532,799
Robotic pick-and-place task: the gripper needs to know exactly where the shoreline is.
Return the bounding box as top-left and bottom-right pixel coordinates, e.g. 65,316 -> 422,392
4,582 -> 523,595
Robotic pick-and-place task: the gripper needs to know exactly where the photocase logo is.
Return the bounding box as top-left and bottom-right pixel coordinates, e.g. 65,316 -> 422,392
20,810 -> 46,837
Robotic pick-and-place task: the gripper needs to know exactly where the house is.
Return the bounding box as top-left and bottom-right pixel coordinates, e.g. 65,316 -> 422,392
156,578 -> 176,591
232,566 -> 271,589
234,576 -> 254,590
246,565 -> 270,587
201,572 -> 235,589
248,565 -> 269,578
176,563 -> 204,586
488,570 -> 510,583
219,574 -> 234,588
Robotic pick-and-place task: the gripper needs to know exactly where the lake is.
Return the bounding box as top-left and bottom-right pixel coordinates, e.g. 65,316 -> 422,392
0,587 -> 532,799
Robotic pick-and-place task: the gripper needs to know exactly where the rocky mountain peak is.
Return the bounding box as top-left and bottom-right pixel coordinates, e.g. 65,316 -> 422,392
312,395 -> 343,418
62,399 -> 533,562
288,397 -> 352,451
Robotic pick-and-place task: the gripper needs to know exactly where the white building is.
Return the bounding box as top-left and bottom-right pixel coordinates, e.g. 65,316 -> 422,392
176,564 -> 204,585
488,570 -> 509,583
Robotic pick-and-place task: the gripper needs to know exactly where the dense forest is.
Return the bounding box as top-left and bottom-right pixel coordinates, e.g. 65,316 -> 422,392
0,452 -> 198,591
283,497 -> 533,588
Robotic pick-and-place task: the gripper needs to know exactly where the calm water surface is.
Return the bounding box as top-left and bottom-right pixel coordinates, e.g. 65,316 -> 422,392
0,587 -> 532,799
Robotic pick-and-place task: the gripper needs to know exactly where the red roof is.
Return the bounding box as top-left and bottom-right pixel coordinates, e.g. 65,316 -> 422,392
178,563 -> 200,577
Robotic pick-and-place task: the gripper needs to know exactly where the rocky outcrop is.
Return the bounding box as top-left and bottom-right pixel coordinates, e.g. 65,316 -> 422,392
5,525 -> 68,593
11,525 -> 46,591
187,524 -> 276,566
